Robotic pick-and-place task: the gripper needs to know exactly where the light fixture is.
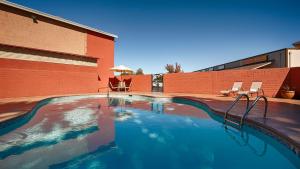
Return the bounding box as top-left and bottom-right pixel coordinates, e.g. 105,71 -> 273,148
31,15 -> 38,23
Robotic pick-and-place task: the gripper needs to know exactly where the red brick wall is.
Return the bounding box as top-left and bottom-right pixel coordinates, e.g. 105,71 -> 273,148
119,75 -> 152,92
86,32 -> 115,91
164,68 -> 290,97
164,72 -> 214,94
0,59 -> 99,98
287,67 -> 300,98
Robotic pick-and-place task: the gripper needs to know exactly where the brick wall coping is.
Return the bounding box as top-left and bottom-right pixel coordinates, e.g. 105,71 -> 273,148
0,43 -> 98,59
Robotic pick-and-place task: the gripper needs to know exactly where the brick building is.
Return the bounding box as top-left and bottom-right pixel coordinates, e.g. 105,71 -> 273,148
0,1 -> 117,98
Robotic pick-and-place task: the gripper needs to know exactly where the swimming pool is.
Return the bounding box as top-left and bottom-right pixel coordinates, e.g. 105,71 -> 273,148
0,95 -> 299,169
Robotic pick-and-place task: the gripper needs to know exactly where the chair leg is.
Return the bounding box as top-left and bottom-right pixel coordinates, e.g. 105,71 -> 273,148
261,89 -> 265,96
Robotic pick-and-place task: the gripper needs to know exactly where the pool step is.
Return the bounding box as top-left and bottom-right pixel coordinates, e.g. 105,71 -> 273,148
224,118 -> 240,126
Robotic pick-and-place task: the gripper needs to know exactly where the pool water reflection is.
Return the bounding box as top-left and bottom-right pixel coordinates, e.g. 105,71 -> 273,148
0,95 -> 299,169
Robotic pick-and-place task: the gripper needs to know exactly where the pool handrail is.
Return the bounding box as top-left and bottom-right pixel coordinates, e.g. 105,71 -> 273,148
241,95 -> 268,126
224,94 -> 250,127
224,94 -> 268,128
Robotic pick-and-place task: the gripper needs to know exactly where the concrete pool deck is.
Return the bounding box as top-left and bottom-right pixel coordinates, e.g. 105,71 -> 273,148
0,92 -> 300,154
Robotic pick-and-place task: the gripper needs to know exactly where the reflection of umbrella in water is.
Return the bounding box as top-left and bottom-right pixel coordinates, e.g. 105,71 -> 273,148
111,97 -> 133,121
115,111 -> 133,121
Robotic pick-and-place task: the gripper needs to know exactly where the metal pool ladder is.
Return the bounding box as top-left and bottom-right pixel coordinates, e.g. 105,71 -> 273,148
224,94 -> 268,128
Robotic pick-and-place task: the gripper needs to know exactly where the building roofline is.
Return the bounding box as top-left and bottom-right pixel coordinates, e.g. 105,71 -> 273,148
0,0 -> 118,38
292,41 -> 300,46
287,48 -> 300,50
220,48 -> 287,65
195,48 -> 287,72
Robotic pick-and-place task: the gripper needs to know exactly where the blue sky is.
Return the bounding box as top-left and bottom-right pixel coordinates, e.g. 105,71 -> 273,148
10,0 -> 300,74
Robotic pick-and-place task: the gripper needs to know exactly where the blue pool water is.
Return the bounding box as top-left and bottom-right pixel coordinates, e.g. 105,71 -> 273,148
0,95 -> 299,169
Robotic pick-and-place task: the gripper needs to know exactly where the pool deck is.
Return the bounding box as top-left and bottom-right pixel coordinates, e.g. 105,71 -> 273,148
1,92 -> 300,154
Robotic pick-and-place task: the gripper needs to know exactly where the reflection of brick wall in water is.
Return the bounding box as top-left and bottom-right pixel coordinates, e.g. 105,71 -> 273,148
123,100 -> 209,119
37,98 -> 115,152
86,98 -> 115,152
164,103 -> 209,119
0,98 -> 116,167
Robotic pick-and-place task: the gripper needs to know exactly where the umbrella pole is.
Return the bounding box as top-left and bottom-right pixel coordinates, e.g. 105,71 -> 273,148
120,71 -> 123,112
121,71 -> 122,81
120,71 -> 123,92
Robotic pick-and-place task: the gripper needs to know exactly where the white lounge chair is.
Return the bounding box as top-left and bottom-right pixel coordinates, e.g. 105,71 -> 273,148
220,82 -> 243,96
238,82 -> 264,96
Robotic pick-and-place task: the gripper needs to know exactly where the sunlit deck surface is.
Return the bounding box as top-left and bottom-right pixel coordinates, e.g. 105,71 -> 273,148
1,92 -> 300,153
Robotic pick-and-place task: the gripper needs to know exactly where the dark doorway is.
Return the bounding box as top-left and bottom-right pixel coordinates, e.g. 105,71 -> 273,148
152,74 -> 163,92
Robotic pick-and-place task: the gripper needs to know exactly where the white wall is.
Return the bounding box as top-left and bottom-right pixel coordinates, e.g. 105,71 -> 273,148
288,49 -> 300,67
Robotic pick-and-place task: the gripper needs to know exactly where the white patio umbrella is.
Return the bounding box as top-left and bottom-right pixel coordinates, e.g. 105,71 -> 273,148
110,65 -> 133,81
